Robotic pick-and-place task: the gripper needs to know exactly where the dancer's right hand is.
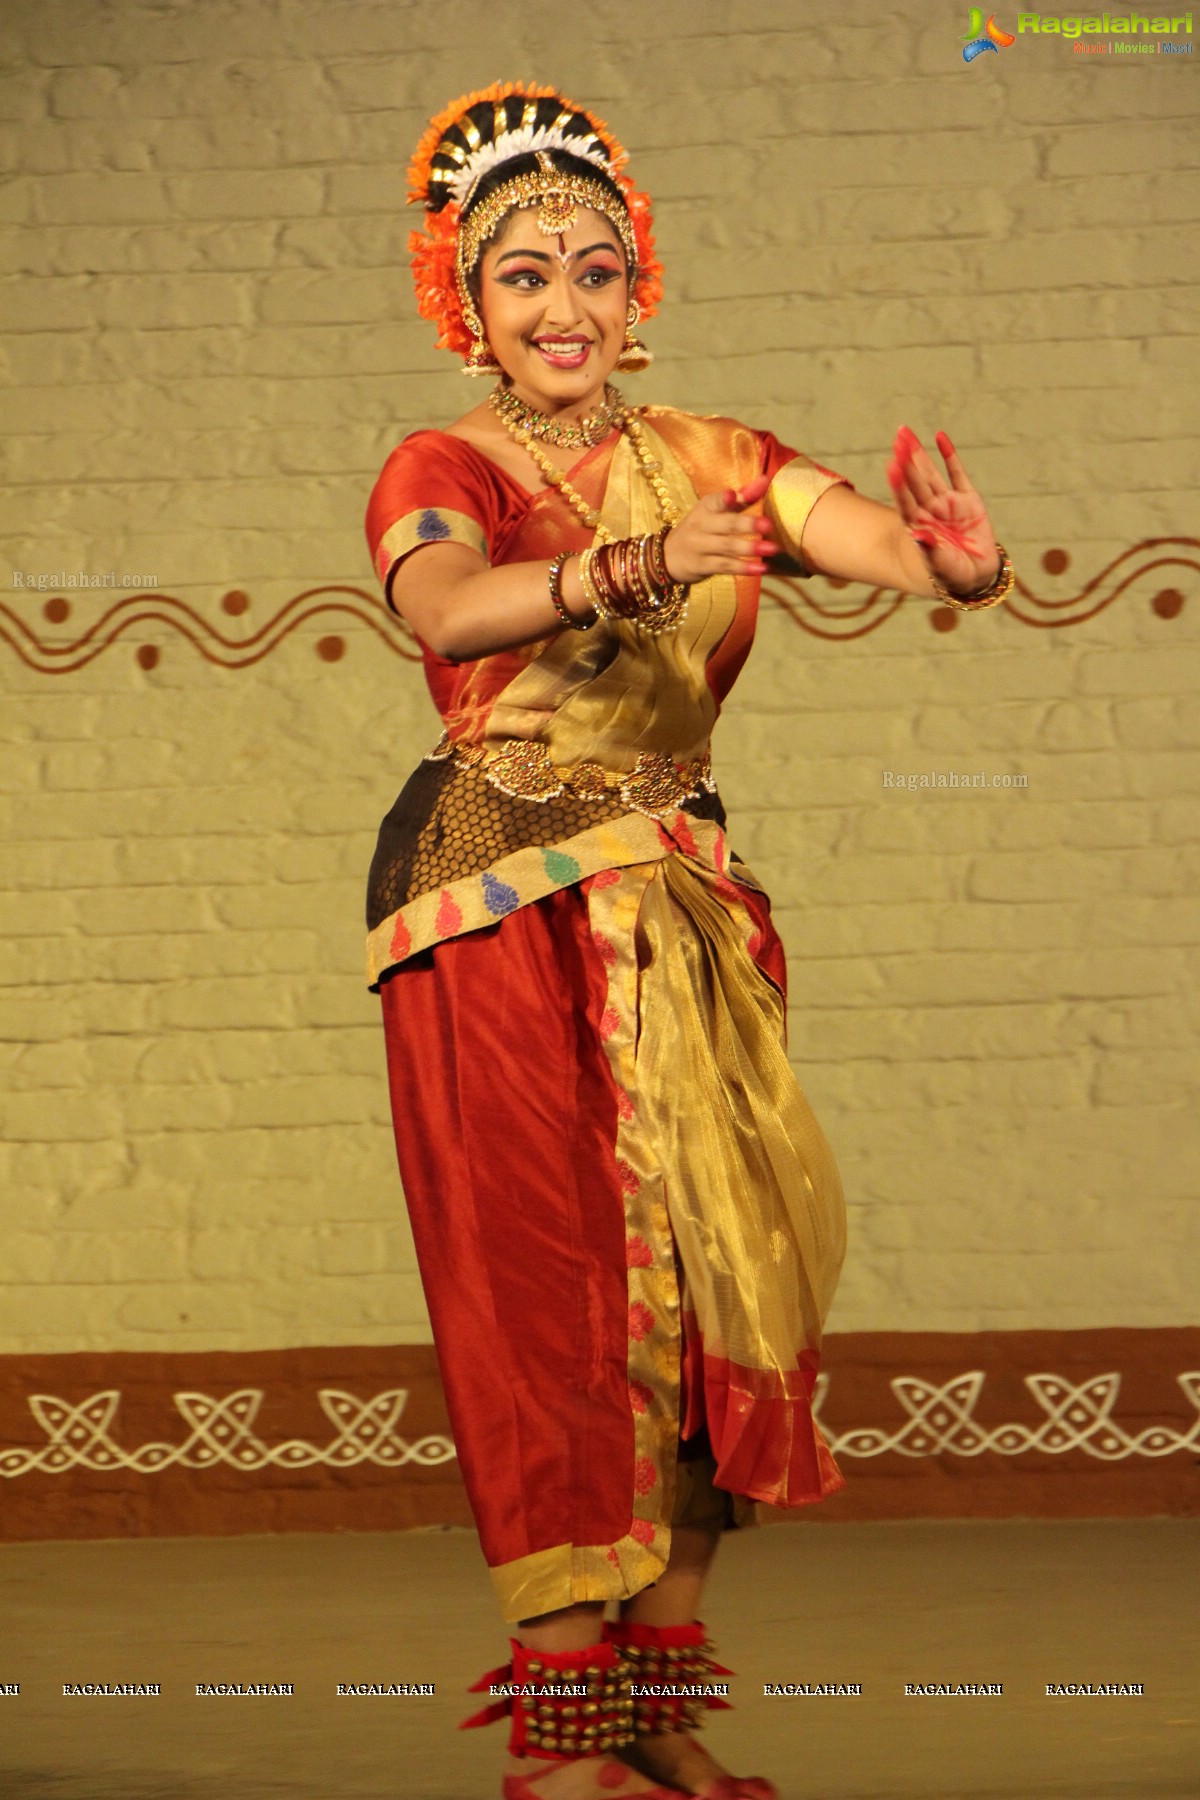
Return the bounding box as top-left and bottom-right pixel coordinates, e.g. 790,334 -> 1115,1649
663,474 -> 778,583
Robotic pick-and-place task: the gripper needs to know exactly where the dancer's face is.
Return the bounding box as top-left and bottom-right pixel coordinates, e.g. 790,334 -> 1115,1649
477,208 -> 629,413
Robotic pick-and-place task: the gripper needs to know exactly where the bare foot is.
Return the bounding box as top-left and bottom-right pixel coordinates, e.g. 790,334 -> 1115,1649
616,1732 -> 773,1797
503,1751 -> 687,1796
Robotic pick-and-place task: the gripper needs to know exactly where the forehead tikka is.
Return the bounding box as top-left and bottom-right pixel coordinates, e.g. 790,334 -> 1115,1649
533,149 -> 578,235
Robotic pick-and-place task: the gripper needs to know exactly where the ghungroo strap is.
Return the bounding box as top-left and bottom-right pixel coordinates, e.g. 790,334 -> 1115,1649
603,1619 -> 734,1737
461,1637 -> 636,1761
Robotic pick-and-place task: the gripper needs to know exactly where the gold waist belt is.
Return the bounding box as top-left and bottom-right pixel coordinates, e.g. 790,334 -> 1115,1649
426,730 -> 716,816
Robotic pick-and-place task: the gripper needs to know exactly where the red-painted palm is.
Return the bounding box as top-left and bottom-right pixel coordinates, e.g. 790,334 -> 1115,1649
886,424 -> 1001,597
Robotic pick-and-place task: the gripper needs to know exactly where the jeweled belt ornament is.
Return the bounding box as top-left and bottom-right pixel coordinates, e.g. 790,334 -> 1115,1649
427,731 -> 715,815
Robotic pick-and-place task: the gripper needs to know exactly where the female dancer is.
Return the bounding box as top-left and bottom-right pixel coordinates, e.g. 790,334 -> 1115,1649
365,82 -> 1010,1800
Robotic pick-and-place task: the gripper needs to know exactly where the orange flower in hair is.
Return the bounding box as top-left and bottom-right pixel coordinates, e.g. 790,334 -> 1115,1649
408,206 -> 474,355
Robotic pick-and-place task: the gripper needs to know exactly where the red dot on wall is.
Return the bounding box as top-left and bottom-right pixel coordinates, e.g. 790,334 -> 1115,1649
1042,549 -> 1070,575
1152,588 -> 1185,620
136,644 -> 160,671
44,597 -> 70,623
221,590 -> 250,615
930,607 -> 959,633
316,635 -> 345,662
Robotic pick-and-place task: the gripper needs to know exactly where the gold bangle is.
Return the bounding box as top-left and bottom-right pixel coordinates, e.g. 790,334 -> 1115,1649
646,529 -> 672,591
579,547 -> 612,621
627,534 -> 655,610
929,542 -> 1015,611
634,584 -> 688,635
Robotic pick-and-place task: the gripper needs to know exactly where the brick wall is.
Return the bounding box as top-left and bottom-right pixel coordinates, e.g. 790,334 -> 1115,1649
2,0 -> 1197,1364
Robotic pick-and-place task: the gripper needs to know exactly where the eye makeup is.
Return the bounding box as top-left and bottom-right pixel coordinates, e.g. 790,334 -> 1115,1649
496,264 -> 548,285
577,255 -> 623,283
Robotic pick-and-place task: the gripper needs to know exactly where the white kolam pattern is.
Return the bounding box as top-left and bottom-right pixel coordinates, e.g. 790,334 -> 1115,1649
0,1388 -> 456,1476
813,1370 -> 1200,1462
1,1373 -> 1198,1476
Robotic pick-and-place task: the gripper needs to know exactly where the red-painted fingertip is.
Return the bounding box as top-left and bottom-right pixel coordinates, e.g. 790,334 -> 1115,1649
936,430 -> 956,457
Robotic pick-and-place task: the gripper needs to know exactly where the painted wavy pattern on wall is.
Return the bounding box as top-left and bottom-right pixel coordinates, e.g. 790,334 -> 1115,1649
0,585 -> 425,675
765,535 -> 1196,640
0,539 -> 1194,672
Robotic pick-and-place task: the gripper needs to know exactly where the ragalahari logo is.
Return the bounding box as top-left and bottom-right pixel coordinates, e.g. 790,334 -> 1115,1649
962,9 -> 1017,57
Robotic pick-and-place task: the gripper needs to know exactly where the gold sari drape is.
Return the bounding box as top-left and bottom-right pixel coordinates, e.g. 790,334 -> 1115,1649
636,853 -> 846,1497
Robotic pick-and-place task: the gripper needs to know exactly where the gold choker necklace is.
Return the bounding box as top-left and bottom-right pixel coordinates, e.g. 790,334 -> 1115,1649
488,383 -> 624,450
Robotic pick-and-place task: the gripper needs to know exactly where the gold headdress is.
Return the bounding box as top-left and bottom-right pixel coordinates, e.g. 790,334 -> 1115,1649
406,82 -> 663,368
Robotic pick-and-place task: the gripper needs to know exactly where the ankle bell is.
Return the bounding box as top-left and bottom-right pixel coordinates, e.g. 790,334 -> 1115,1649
462,1636 -> 637,1761
603,1618 -> 734,1737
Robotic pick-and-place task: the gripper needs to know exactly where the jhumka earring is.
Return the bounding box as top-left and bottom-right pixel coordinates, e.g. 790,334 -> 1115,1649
462,302 -> 501,378
616,298 -> 652,373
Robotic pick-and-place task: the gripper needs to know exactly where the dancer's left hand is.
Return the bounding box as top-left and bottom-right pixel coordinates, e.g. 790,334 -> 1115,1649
886,425 -> 1000,596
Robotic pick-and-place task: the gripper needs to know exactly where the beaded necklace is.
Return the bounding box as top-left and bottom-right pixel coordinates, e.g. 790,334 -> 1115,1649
490,390 -> 682,539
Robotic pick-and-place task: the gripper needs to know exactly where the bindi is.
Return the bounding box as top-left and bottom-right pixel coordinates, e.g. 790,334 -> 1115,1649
554,233 -> 571,272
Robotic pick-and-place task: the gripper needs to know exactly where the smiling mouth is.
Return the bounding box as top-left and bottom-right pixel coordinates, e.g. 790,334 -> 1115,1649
532,337 -> 592,366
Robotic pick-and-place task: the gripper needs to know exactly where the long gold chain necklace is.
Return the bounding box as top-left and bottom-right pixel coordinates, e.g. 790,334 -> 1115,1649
491,391 -> 682,538
488,381 -> 624,450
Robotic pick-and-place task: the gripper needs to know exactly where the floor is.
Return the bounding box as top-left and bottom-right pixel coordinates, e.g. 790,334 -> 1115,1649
0,1518 -> 1196,1799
